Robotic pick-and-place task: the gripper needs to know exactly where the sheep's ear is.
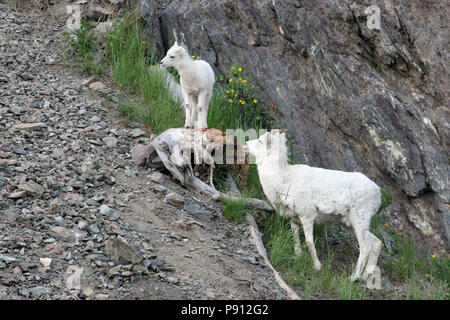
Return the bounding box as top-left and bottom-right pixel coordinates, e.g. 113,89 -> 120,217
280,132 -> 286,144
172,28 -> 178,45
180,33 -> 187,48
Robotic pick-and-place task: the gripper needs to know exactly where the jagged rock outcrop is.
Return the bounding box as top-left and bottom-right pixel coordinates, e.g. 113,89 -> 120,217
140,0 -> 449,248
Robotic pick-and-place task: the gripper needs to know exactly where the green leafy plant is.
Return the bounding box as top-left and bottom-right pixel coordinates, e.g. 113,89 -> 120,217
216,63 -> 272,130
62,20 -> 103,75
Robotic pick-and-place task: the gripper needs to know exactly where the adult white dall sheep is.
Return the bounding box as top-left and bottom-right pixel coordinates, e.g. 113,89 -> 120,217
160,41 -> 215,129
246,130 -> 383,282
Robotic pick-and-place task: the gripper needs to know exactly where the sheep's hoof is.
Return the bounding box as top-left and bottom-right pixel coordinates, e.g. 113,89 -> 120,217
350,274 -> 360,282
313,262 -> 322,271
361,265 -> 376,282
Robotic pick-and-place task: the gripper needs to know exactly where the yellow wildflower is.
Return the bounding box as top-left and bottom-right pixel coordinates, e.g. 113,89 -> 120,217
432,254 -> 436,258
238,67 -> 242,72
192,55 -> 196,59
226,90 -> 230,93
240,100 -> 245,105
228,99 -> 233,103
384,223 -> 388,227
256,116 -> 260,120
253,99 -> 258,103
229,78 -> 233,83
241,79 -> 247,83
231,89 -> 234,93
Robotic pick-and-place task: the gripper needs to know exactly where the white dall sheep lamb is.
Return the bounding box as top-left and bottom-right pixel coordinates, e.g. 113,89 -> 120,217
160,41 -> 215,129
246,130 -> 382,282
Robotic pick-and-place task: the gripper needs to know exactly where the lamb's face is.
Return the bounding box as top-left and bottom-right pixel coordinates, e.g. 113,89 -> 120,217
246,130 -> 287,165
246,132 -> 270,164
160,42 -> 187,68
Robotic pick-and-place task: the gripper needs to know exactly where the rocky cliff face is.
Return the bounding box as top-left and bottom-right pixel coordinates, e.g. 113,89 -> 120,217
140,0 -> 449,248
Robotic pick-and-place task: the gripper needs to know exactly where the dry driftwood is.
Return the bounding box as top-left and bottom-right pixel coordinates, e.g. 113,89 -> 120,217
246,214 -> 301,300
226,173 -> 300,299
132,127 -> 271,210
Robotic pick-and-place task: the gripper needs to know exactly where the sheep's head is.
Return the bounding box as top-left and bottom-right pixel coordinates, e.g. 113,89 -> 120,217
246,130 -> 288,166
160,41 -> 189,68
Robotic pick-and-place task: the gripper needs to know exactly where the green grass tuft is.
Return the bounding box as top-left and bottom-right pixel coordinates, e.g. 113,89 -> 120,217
223,199 -> 248,223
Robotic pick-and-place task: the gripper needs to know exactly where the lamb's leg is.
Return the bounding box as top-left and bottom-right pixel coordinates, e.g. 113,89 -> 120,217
190,95 -> 199,129
361,232 -> 382,281
197,90 -> 211,129
301,218 -> 321,270
290,221 -> 302,255
351,227 -> 371,282
181,87 -> 193,128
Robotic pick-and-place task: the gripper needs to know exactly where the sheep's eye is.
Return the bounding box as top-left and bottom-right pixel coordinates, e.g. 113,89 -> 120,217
170,56 -> 175,59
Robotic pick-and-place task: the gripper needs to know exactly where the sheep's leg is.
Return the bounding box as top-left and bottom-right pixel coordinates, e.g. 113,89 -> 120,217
301,219 -> 321,270
197,90 -> 211,129
181,88 -> 193,128
361,232 -> 382,281
190,95 -> 199,129
351,228 -> 371,282
290,221 -> 302,255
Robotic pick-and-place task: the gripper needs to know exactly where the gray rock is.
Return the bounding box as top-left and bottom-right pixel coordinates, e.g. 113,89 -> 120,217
0,255 -> 17,264
21,287 -> 53,297
13,123 -> 45,131
11,148 -> 26,155
131,143 -> 159,167
82,76 -> 98,87
132,264 -> 148,275
107,265 -> 122,278
77,221 -> 89,230
164,192 -> 184,207
152,184 -> 168,193
89,81 -> 106,91
124,169 -> 137,177
88,223 -> 100,234
102,136 -> 118,147
129,128 -> 146,138
8,190 -> 26,199
104,236 -> 143,265
183,202 -> 215,222
99,204 -> 120,220
150,172 -> 164,183
39,258 -> 52,267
